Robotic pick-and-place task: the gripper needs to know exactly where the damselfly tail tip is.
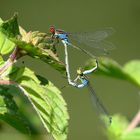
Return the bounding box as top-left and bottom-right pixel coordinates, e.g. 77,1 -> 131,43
100,115 -> 112,127
105,116 -> 112,127
109,116 -> 112,125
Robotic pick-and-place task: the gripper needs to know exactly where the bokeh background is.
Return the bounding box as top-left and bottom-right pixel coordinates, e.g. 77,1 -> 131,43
0,0 -> 140,140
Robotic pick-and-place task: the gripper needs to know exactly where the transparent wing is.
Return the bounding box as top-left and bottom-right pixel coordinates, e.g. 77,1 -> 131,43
69,27 -> 114,43
87,83 -> 112,126
69,43 -> 96,58
68,27 -> 115,56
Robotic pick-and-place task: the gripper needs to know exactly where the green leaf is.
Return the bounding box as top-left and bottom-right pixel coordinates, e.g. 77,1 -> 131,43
121,128 -> 140,140
18,26 -> 65,73
0,14 -> 19,55
85,57 -> 140,88
13,39 -> 65,73
0,15 -> 65,72
0,95 -> 7,114
123,60 -> 140,87
0,13 -> 19,37
7,66 -> 69,140
0,33 -> 15,55
106,114 -> 140,140
106,115 -> 128,139
0,18 -> 3,25
0,86 -> 33,134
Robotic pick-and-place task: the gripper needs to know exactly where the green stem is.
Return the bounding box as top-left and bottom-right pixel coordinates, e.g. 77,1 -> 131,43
0,79 -> 16,85
0,46 -> 19,76
9,46 -> 19,61
125,110 -> 140,133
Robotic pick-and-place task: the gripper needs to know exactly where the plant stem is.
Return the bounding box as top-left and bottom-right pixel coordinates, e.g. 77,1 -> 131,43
0,47 -> 19,76
125,110 -> 140,133
0,79 -> 16,85
9,46 -> 19,61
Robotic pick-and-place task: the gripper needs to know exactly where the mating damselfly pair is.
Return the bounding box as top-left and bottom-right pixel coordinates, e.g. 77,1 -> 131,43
49,26 -> 114,126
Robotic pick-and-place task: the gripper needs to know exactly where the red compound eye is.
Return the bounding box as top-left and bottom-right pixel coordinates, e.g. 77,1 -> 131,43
49,26 -> 55,33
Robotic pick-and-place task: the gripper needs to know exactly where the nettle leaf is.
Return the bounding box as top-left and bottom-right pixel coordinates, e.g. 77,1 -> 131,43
13,38 -> 65,73
0,14 -> 19,55
106,115 -> 140,140
85,57 -> 140,88
121,128 -> 140,140
0,14 -> 19,37
17,26 -> 65,73
0,94 -> 7,114
5,66 -> 69,140
123,60 -> 140,87
0,18 -> 3,25
0,55 -> 4,64
106,115 -> 128,139
0,86 -> 32,134
0,15 -> 65,72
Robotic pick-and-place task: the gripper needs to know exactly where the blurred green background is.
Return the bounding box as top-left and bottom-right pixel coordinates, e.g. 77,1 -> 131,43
0,0 -> 140,140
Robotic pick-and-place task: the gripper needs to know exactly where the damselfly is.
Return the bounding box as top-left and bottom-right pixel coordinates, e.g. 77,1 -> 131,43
64,44 -> 111,126
70,60 -> 111,125
50,26 -> 113,125
49,26 -> 115,58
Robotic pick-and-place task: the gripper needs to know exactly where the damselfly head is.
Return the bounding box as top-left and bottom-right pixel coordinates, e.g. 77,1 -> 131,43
49,25 -> 55,33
